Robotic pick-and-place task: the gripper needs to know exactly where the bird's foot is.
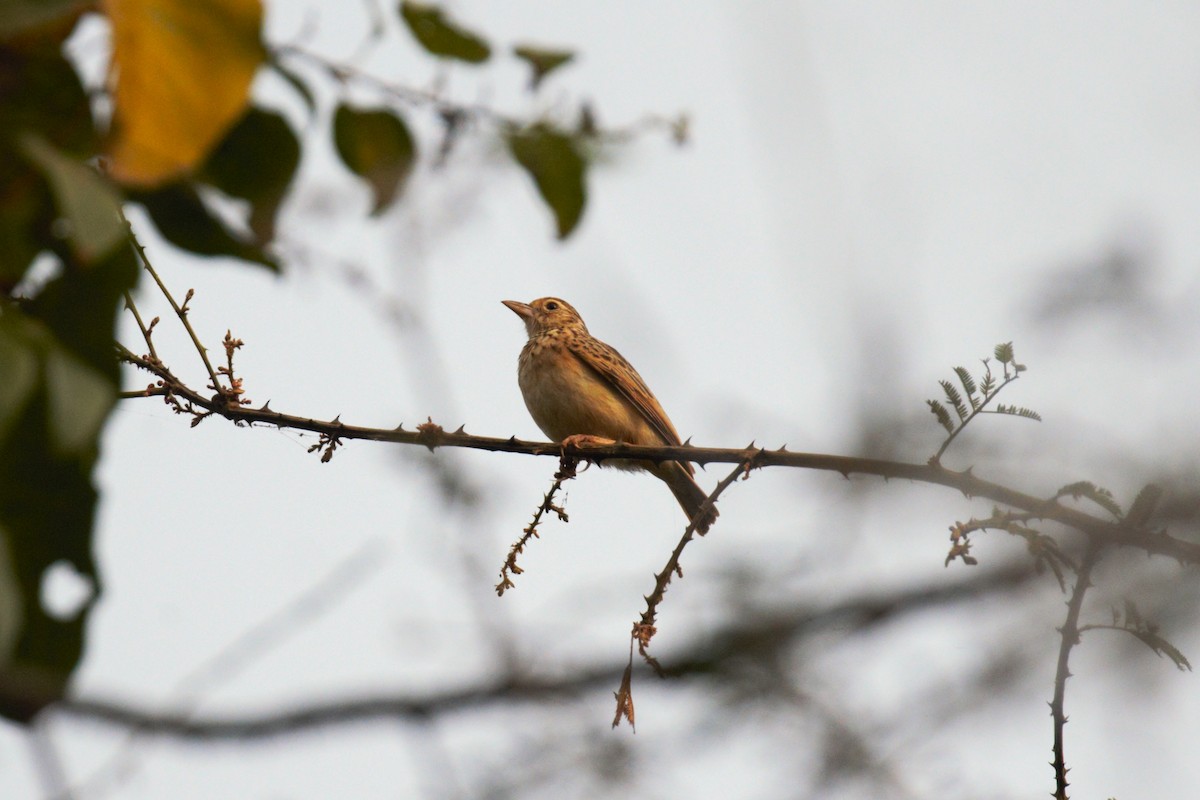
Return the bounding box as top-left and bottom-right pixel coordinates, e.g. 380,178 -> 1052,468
560,434 -> 615,450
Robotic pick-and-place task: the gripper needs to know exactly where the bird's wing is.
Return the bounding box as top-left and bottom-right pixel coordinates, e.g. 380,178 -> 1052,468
569,337 -> 693,473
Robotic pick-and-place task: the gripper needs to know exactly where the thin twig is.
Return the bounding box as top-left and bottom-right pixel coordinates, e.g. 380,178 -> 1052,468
1050,539 -> 1103,800
121,290 -> 158,362
636,460 -> 751,666
496,456 -> 578,595
121,211 -> 224,397
274,44 -> 685,146
612,460 -> 753,728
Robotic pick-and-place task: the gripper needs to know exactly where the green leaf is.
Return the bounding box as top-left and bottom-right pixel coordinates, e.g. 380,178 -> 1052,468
1130,629 -> 1192,671
1055,481 -> 1122,519
926,399 -> 954,434
0,524 -> 22,669
17,134 -> 124,265
994,341 -> 1014,364
0,319 -> 39,443
513,44 -> 575,91
953,366 -> 978,406
939,379 -> 968,421
0,45 -> 95,286
399,2 -> 490,63
508,124 -> 587,239
43,346 -> 115,456
333,104 -> 417,216
994,404 -> 1042,422
0,309 -> 113,722
0,43 -> 95,153
200,106 -> 300,241
133,183 -> 279,270
0,166 -> 48,289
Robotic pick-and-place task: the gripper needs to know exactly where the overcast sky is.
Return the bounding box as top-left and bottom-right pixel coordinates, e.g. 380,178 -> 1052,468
4,2 -> 1200,798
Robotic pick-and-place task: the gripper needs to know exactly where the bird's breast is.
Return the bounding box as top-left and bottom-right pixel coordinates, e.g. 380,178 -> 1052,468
517,334 -> 656,446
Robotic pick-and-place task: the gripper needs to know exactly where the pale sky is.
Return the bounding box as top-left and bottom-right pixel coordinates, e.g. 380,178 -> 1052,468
4,2 -> 1200,798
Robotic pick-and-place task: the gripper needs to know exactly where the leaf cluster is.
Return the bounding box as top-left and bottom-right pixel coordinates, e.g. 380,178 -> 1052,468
927,342 -> 1040,461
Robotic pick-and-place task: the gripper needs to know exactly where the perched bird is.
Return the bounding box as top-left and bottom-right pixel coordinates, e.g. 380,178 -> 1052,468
502,297 -> 717,533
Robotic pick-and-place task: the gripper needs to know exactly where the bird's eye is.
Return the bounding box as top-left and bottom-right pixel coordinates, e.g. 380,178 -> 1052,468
545,301 -> 559,311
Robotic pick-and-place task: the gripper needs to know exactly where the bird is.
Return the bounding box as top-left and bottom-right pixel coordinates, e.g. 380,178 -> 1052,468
502,297 -> 717,534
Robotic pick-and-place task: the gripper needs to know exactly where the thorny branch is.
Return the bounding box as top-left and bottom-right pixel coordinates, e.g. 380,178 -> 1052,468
112,238 -> 1199,791
1050,541 -> 1103,800
53,561 -> 1041,741
635,460 -> 754,668
613,459 -> 754,729
114,353 -> 1200,566
496,455 -> 579,595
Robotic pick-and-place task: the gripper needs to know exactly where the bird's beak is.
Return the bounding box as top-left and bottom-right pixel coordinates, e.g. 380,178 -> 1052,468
502,300 -> 533,320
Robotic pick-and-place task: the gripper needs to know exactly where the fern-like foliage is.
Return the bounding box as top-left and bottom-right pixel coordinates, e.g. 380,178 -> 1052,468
927,399 -> 954,434
1081,601 -> 1192,672
1053,481 -> 1123,519
1124,483 -> 1164,528
994,404 -> 1042,422
927,342 -> 1040,462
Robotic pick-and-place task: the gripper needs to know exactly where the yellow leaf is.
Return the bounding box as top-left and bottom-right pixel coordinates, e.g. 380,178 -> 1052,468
103,0 -> 265,186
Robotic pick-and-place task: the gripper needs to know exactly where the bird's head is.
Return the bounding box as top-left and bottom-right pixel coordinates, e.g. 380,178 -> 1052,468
502,297 -> 588,338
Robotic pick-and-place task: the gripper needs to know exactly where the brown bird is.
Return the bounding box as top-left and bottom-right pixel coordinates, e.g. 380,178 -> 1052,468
503,297 -> 717,533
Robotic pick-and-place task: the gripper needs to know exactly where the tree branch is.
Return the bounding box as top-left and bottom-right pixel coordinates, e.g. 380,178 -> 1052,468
117,348 -> 1200,565
52,561 -> 1040,741
1050,541 -> 1103,800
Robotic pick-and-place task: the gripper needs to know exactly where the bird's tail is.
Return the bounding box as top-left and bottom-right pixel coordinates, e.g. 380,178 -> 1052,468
658,461 -> 719,534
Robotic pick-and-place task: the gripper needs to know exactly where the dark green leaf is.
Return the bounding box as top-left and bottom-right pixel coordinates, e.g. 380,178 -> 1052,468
0,524 -> 21,666
18,134 -> 124,264
133,183 -> 279,270
0,44 -> 95,154
507,124 -> 587,239
0,166 -> 47,291
0,310 -> 108,721
333,104 -> 417,216
513,44 -> 574,91
0,318 -> 39,442
0,44 -> 96,286
201,107 -> 300,241
994,341 -> 1014,364
43,346 -> 114,456
399,2 -> 490,63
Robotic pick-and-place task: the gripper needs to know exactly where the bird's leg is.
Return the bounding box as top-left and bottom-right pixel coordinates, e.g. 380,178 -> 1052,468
559,434 -> 615,473
560,433 -> 615,450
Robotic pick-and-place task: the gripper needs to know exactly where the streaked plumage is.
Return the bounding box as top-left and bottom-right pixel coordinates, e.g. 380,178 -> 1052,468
502,297 -> 717,533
